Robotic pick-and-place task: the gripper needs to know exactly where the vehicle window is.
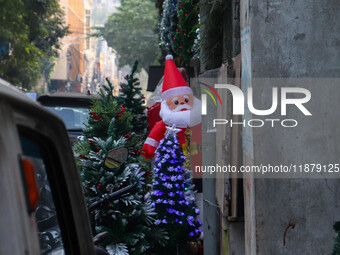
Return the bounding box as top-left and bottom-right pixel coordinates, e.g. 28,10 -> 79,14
45,106 -> 89,130
19,135 -> 65,255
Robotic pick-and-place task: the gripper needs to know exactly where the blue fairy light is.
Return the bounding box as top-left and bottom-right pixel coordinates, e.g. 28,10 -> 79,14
167,208 -> 176,214
153,190 -> 163,196
150,124 -> 202,241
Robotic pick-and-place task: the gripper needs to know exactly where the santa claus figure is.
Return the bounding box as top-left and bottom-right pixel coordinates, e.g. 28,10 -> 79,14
142,55 -> 201,159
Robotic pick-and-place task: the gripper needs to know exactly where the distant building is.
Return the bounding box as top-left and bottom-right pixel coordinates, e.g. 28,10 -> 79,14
50,0 -> 119,94
50,0 -> 88,92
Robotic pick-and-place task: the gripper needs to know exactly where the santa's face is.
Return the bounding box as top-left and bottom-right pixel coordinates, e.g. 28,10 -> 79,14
160,94 -> 201,128
166,94 -> 194,112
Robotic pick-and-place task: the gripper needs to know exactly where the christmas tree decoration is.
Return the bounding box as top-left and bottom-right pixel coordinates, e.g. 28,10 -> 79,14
149,124 -> 201,254
82,79 -> 134,141
172,0 -> 199,64
74,79 -> 167,255
160,0 -> 179,54
117,61 -> 148,134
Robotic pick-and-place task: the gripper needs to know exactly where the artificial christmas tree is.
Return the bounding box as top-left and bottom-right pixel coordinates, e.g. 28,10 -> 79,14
118,61 -> 148,134
172,0 -> 199,64
149,125 -> 201,254
160,0 -> 179,54
74,79 -> 167,255
160,0 -> 199,65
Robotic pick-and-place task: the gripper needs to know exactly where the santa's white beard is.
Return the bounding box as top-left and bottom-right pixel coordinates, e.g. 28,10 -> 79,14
160,97 -> 202,128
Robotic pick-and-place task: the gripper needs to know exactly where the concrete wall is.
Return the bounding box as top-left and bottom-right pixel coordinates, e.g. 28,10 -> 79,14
241,0 -> 340,254
199,71 -> 220,255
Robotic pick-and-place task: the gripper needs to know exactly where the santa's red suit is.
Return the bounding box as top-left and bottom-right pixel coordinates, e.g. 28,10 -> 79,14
142,55 -> 202,160
143,121 -> 187,159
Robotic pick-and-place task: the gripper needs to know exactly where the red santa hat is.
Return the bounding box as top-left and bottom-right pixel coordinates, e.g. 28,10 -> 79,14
161,55 -> 193,100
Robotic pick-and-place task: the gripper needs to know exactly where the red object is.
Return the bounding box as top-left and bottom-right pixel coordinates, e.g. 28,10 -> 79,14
142,120 -> 187,159
147,102 -> 162,131
142,121 -> 202,178
161,55 -> 192,100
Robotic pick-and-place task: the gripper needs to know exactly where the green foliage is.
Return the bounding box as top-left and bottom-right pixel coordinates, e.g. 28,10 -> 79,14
74,79 -> 165,254
160,0 -> 179,54
101,0 -> 160,70
332,221 -> 340,255
0,0 -> 67,90
117,61 -> 148,134
150,128 -> 201,254
172,0 -> 200,65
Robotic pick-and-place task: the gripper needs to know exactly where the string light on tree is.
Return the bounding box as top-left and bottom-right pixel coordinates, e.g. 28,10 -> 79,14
150,124 -> 201,254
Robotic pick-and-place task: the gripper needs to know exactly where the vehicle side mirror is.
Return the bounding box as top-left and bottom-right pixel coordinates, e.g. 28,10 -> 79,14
104,147 -> 128,169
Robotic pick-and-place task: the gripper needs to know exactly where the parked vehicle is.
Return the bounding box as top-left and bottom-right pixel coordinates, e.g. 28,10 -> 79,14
0,79 -> 103,255
37,92 -> 99,144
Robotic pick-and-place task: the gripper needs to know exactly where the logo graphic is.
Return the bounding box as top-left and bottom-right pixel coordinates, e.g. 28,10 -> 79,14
200,83 -> 312,128
199,82 -> 222,115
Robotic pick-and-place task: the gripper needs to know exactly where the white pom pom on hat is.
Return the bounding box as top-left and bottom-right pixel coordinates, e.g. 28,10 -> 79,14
165,54 -> 173,60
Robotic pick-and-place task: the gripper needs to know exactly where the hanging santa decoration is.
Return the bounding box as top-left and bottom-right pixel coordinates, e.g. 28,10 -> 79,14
142,55 -> 201,160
